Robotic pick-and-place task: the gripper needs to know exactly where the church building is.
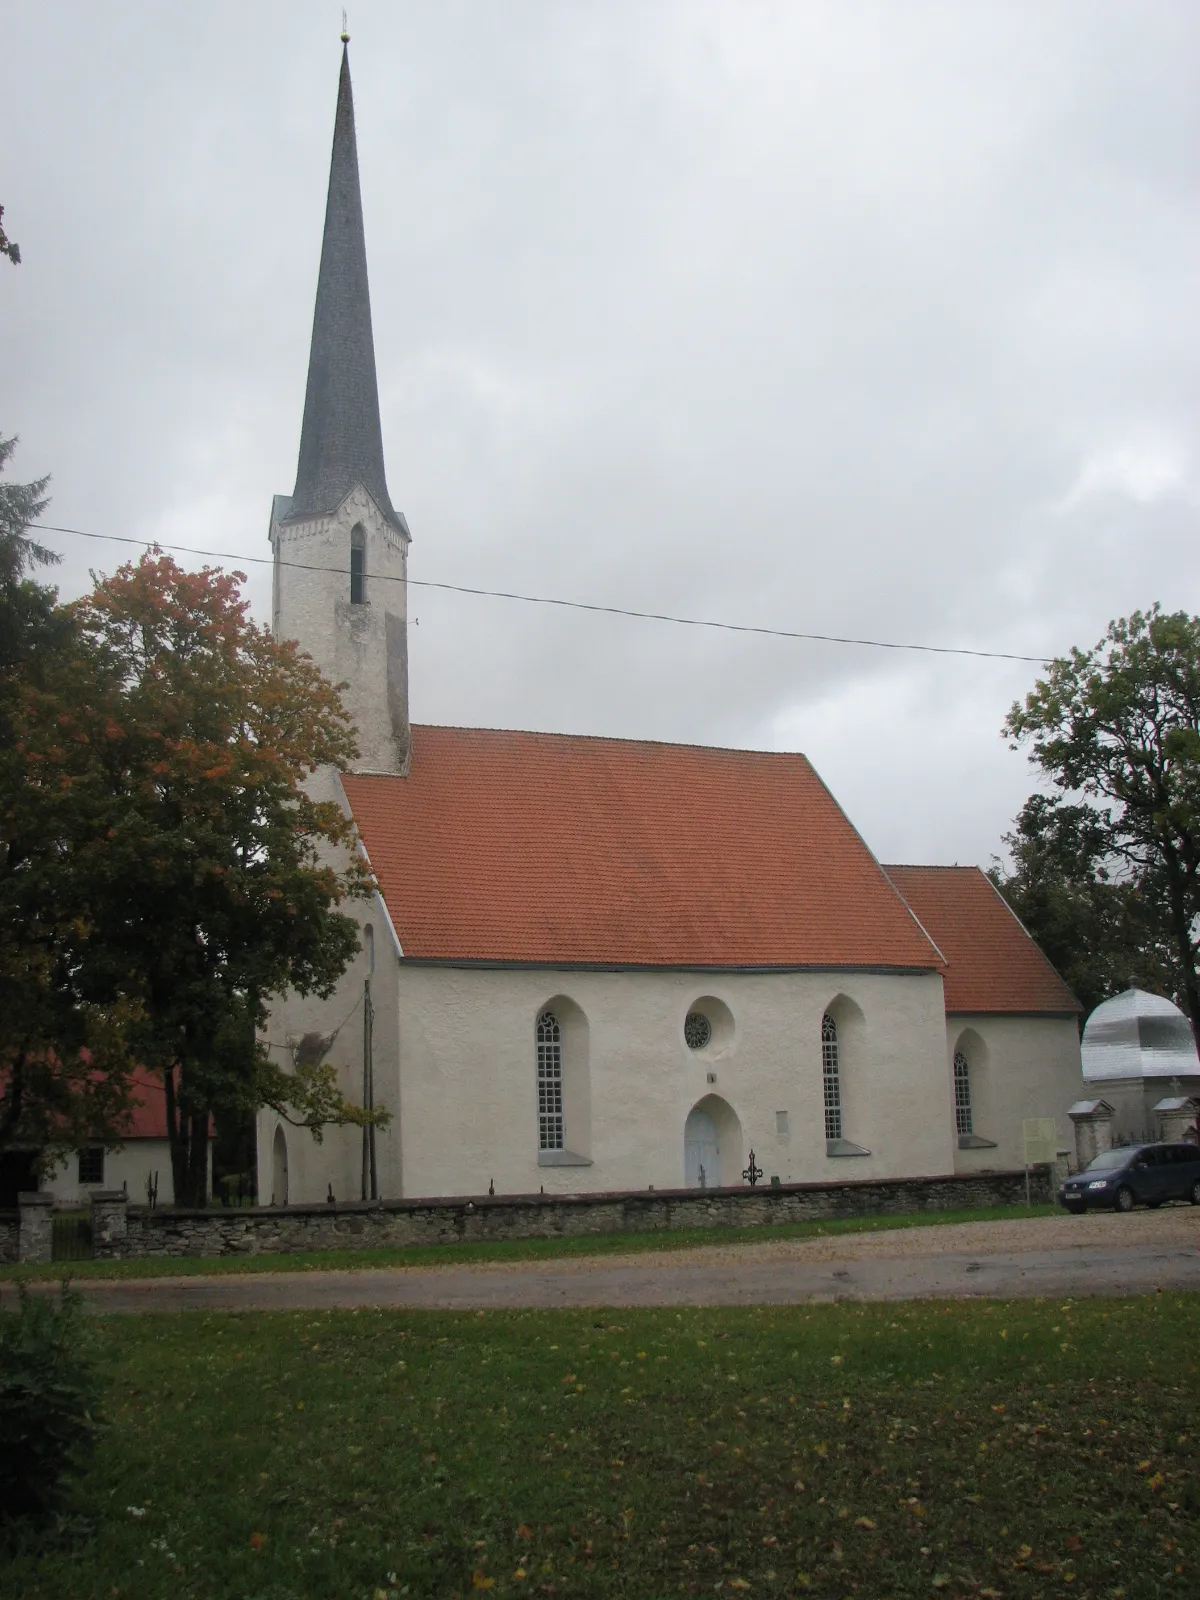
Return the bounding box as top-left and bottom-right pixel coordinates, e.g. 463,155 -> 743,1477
259,46 -> 1083,1207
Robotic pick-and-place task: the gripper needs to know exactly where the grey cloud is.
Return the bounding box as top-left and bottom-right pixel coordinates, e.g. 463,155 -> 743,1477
2,0 -> 1196,866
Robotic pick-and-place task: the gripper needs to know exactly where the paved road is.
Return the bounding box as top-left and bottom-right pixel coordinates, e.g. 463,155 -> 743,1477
20,1211 -> 1200,1314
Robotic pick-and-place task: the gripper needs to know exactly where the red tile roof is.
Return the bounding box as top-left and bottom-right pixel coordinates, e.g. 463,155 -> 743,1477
117,1071 -> 212,1140
884,865 -> 1080,1014
122,1072 -> 171,1140
342,727 -> 943,970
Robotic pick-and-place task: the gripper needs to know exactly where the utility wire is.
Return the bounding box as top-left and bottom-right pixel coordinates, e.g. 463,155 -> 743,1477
32,521 -> 1050,664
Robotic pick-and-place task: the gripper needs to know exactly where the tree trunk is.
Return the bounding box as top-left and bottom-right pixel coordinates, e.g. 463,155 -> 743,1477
1161,848 -> 1200,1030
0,1043 -> 27,1150
185,1109 -> 210,1208
163,1063 -> 190,1207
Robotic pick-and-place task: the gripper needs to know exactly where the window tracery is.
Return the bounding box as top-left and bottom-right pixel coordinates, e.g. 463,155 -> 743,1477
684,1011 -> 712,1050
821,1012 -> 842,1142
536,1010 -> 564,1151
953,1049 -> 973,1137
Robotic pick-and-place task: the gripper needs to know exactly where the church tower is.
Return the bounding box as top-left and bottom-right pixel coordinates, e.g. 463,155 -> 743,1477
270,43 -> 411,775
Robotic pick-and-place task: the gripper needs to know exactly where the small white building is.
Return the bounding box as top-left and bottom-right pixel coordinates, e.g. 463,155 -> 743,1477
1080,987 -> 1200,1144
40,1072 -> 206,1209
256,45 -> 1085,1207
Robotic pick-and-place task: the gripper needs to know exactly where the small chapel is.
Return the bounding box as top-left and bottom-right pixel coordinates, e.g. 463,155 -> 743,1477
259,46 -> 1083,1207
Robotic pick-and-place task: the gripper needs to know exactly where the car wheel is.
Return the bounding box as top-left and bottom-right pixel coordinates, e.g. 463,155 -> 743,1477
1114,1185 -> 1135,1213
1190,1179 -> 1200,1206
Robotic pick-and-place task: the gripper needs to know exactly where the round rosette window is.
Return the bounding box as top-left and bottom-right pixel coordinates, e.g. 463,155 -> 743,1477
684,1011 -> 712,1050
683,998 -> 734,1056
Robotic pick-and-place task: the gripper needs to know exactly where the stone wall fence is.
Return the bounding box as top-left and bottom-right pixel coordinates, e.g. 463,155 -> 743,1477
17,1192 -> 54,1264
0,1209 -> 18,1266
44,1167 -> 1063,1263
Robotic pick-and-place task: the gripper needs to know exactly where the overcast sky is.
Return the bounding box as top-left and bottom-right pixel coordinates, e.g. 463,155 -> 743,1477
2,1 -> 1197,868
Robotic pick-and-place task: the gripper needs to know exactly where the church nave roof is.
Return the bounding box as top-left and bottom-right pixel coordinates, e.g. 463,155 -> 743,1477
342,725 -> 944,970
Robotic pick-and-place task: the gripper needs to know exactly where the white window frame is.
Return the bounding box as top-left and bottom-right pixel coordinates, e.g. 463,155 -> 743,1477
953,1049 -> 973,1137
821,1012 -> 842,1142
536,1010 -> 564,1152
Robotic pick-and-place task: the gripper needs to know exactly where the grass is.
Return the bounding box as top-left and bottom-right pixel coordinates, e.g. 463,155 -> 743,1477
1,1203 -> 1062,1283
1,1293 -> 1196,1598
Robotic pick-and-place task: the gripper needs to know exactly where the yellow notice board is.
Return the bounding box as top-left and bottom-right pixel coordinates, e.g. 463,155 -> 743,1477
1022,1117 -> 1058,1165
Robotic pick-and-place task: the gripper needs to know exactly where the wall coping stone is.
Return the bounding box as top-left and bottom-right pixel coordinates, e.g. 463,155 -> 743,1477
125,1168 -> 1046,1226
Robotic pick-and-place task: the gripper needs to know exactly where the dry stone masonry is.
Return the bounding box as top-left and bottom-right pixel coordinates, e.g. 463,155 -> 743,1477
86,1170 -> 1053,1261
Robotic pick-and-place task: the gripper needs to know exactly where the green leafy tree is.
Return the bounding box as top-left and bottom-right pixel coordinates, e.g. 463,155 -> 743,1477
1003,606 -> 1200,1025
1,439 -> 140,1160
990,794 -> 1179,1018
42,552 -> 380,1205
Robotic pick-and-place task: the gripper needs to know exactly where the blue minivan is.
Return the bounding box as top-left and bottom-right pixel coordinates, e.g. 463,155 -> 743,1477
1059,1142 -> 1200,1213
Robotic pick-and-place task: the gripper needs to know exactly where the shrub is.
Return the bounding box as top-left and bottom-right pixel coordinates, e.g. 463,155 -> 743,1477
0,1284 -> 103,1521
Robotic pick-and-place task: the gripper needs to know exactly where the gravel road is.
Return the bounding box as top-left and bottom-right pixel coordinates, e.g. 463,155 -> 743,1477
15,1207 -> 1198,1314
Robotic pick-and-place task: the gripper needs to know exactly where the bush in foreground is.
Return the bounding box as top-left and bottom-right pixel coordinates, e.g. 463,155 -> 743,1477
0,1284 -> 103,1522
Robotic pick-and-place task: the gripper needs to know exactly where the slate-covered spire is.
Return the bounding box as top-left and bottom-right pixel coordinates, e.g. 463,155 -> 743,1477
289,44 -> 400,528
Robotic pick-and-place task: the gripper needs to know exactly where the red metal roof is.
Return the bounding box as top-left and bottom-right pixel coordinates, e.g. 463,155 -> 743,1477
884,864 -> 1080,1015
342,726 -> 943,970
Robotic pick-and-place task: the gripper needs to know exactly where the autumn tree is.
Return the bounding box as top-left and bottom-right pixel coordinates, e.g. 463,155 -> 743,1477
7,551 -> 382,1204
1002,607 -> 1200,1026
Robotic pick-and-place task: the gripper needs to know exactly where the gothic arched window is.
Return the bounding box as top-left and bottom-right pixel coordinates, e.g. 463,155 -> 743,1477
953,1049 -> 973,1137
536,1010 -> 564,1151
350,524 -> 366,605
821,1012 -> 842,1141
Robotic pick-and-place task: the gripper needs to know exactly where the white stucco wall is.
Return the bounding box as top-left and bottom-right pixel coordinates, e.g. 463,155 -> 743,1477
385,965 -> 956,1199
42,1140 -> 186,1208
258,806 -> 402,1208
271,485 -> 410,775
1079,1074 -> 1200,1146
947,1014 -> 1082,1173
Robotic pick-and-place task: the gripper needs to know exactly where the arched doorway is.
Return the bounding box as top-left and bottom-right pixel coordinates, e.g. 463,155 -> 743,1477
685,1107 -> 719,1187
271,1125 -> 289,1207
684,1095 -> 743,1188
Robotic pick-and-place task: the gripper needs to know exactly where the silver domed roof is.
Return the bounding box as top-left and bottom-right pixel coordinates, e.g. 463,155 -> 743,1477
1081,988 -> 1198,1081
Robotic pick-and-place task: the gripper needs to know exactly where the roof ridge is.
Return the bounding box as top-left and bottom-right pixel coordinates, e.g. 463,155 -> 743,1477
408,723 -> 816,760
883,862 -> 985,873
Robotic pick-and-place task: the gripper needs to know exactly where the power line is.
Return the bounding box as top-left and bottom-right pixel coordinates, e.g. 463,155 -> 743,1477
31,521 -> 1050,664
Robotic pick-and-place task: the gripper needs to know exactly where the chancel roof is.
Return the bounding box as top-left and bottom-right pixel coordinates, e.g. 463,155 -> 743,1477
342,726 -> 944,970
882,864 -> 1080,1015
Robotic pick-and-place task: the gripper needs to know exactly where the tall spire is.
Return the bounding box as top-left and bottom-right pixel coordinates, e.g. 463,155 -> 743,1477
289,44 -> 400,528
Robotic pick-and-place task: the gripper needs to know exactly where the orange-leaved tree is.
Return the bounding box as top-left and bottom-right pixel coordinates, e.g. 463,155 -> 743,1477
8,551 -> 380,1205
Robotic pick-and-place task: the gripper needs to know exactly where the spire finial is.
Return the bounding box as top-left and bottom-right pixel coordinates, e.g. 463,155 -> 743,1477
341,9 -> 349,44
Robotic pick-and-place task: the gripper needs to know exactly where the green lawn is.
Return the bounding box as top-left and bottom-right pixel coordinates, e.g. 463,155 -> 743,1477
1,1294 -> 1196,1599
2,1203 -> 1061,1282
